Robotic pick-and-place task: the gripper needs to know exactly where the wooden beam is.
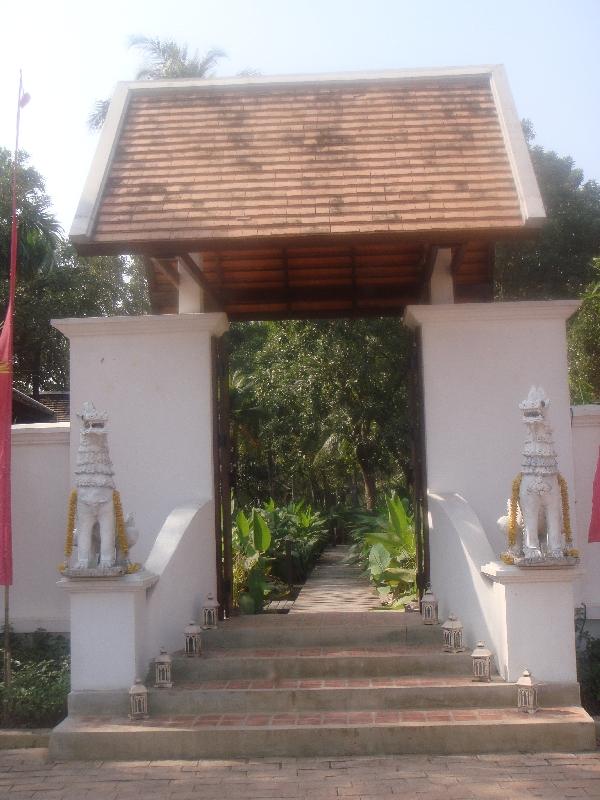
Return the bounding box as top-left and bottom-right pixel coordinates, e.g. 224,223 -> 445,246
179,253 -> 224,309
150,257 -> 179,290
450,244 -> 468,278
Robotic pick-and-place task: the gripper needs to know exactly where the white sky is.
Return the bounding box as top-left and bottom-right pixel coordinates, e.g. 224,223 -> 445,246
2,0 -> 599,234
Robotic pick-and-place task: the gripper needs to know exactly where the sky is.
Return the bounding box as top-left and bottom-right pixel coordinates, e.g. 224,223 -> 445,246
1,0 -> 599,234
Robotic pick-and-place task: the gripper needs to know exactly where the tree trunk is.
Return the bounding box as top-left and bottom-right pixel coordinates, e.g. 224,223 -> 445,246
355,446 -> 377,510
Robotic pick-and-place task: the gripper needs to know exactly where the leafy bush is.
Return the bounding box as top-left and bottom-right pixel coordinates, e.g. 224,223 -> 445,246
0,629 -> 70,727
349,493 -> 416,606
231,498 -> 331,612
232,508 -> 275,613
262,499 -> 329,582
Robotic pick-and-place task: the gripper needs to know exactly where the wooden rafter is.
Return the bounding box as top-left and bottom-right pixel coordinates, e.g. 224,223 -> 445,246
450,244 -> 468,278
150,257 -> 179,290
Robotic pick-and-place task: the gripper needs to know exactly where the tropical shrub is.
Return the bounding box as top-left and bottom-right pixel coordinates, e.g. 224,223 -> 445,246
349,493 -> 417,605
261,499 -> 329,582
232,508 -> 275,613
0,629 -> 70,727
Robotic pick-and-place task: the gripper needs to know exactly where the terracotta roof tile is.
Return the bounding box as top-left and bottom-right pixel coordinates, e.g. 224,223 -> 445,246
90,76 -> 524,245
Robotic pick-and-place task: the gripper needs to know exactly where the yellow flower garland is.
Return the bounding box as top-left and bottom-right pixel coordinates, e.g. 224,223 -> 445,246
557,473 -> 573,545
113,490 -> 129,556
64,489 -> 78,558
507,473 -> 522,548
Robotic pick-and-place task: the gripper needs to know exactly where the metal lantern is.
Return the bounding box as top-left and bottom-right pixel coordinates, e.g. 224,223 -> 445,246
421,585 -> 439,625
184,619 -> 202,657
442,614 -> 464,653
471,641 -> 492,682
202,593 -> 219,630
128,678 -> 149,720
154,647 -> 173,688
516,669 -> 538,714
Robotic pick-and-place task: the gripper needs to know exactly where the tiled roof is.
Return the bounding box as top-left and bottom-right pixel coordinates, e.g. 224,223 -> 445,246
87,73 -> 527,247
72,68 -> 544,318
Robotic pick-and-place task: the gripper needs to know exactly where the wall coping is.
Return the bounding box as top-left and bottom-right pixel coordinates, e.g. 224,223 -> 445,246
482,560 -> 584,585
52,312 -> 229,340
11,422 -> 70,446
57,570 -> 158,594
572,405 -> 600,427
404,300 -> 581,329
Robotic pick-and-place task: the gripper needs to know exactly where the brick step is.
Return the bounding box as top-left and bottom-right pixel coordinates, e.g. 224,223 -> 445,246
67,679 -> 581,717
201,612 -> 440,650
170,645 -> 473,681
49,706 -> 596,760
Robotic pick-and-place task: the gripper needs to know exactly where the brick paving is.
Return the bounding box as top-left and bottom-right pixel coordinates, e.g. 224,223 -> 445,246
290,547 -> 380,613
3,747 -> 600,799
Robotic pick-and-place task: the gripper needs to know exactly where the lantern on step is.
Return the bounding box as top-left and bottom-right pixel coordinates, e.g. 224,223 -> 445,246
154,647 -> 173,689
128,678 -> 149,720
442,614 -> 464,653
420,586 -> 439,625
202,593 -> 219,630
471,641 -> 492,682
516,669 -> 538,714
184,620 -> 202,657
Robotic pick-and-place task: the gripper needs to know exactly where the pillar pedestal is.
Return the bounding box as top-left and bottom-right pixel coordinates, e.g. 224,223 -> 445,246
481,562 -> 583,682
59,571 -> 158,691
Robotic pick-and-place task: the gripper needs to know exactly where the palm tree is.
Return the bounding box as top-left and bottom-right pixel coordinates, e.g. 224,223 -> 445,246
88,37 -> 226,131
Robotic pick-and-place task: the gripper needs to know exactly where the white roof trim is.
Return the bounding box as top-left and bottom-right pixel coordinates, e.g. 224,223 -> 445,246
117,64 -> 497,92
70,83 -> 130,242
489,66 -> 546,226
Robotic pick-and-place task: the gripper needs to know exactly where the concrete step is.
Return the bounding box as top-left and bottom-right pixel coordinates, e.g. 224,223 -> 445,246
200,612 -> 441,649
169,645 -> 474,681
68,679 -> 581,717
49,706 -> 596,760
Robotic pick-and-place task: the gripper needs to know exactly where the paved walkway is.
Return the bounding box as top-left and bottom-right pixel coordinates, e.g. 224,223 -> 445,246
290,546 -> 380,613
3,748 -> 600,799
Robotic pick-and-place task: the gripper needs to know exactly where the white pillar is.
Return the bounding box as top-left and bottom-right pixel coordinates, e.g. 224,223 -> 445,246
52,313 -> 229,565
405,301 -> 580,553
178,256 -> 205,313
429,247 -> 454,304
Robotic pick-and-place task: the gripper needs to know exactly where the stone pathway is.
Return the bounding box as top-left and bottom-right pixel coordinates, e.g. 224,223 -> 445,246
3,747 -> 600,799
290,546 -> 380,613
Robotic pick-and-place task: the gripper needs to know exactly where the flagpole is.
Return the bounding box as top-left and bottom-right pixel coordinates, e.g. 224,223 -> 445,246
3,71 -> 26,688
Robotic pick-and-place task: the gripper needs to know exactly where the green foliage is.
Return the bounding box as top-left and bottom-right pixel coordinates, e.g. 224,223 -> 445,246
577,634 -> 600,716
228,319 -> 412,510
349,494 -> 417,605
261,499 -> 329,583
0,630 -> 69,727
232,499 -> 330,611
569,259 -> 600,403
495,122 -> 600,301
232,508 -> 276,612
0,150 -> 150,396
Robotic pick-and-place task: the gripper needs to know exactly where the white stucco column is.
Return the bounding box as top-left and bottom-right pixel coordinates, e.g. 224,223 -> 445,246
52,313 -> 229,564
404,301 -> 580,554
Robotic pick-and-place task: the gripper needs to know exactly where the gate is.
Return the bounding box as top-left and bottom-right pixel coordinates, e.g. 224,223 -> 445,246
211,336 -> 233,618
408,328 -> 430,597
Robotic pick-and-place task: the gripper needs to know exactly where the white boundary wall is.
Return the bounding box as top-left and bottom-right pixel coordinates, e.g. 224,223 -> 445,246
11,423 -> 70,632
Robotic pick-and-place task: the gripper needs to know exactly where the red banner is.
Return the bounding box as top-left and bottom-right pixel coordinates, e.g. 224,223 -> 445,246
0,298 -> 14,586
0,75 -> 28,586
589,448 -> 600,544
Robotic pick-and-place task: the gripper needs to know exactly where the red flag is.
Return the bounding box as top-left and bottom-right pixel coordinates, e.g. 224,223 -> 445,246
0,74 -> 29,586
